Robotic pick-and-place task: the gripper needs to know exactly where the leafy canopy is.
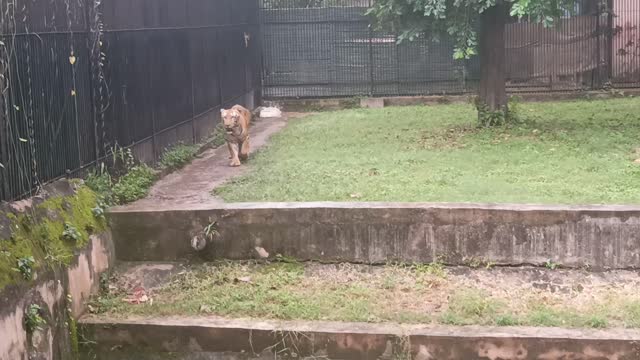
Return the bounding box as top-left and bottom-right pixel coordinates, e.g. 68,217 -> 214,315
367,0 -> 579,59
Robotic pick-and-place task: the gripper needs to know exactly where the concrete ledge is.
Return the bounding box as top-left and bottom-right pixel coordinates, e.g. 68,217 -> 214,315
270,89 -> 640,112
79,317 -> 640,360
108,202 -> 640,268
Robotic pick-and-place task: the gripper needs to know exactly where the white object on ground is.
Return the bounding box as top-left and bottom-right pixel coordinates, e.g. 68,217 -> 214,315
259,107 -> 282,118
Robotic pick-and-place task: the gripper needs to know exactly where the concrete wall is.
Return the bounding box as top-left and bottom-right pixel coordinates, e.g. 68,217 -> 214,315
0,180 -> 115,360
0,232 -> 114,360
80,317 -> 640,360
109,202 -> 640,269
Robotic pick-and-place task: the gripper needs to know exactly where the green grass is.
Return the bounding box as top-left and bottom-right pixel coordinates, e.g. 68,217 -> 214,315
217,97 -> 640,204
91,262 -> 640,329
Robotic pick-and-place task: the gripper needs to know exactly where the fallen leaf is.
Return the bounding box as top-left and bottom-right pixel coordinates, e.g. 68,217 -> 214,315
122,286 -> 150,304
254,246 -> 269,258
634,158 -> 640,164
71,89 -> 76,96
199,304 -> 213,313
69,55 -> 76,65
234,276 -> 252,284
350,193 -> 362,199
19,137 -> 27,142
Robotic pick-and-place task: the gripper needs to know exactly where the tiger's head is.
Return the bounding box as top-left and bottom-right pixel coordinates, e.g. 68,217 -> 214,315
221,108 -> 241,134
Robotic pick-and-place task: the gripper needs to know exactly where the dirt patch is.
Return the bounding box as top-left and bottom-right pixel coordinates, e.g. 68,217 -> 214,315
417,125 -> 477,149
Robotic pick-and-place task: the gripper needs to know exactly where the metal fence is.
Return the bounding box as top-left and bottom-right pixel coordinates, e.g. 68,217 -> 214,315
260,0 -> 640,98
0,0 -> 262,201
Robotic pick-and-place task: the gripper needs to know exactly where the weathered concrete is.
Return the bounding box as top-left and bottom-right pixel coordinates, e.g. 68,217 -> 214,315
272,89 -> 640,112
79,316 -> 640,360
109,202 -> 640,269
360,97 -> 385,109
0,232 -> 114,360
0,180 -> 116,360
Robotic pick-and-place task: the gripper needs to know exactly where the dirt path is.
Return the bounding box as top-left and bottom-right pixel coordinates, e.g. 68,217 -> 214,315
112,114 -> 295,212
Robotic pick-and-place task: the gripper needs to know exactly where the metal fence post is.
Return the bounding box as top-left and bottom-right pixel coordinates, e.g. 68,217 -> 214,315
367,0 -> 374,96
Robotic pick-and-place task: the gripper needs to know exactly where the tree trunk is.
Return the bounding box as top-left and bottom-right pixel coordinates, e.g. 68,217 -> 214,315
477,2 -> 508,125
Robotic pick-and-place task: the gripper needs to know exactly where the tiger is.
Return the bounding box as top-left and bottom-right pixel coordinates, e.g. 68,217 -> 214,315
220,104 -> 252,167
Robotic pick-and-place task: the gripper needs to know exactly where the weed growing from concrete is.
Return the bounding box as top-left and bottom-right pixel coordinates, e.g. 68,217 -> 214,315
24,304 -> 46,334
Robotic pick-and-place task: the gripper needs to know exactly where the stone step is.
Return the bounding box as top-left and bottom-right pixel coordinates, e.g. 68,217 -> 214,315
79,316 -> 640,360
80,261 -> 640,359
108,202 -> 640,269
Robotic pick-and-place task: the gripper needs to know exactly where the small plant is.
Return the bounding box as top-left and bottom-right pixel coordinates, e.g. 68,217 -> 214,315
24,304 -> 46,334
14,256 -> 36,280
62,223 -> 82,243
85,165 -> 113,201
159,143 -> 198,171
413,261 -> 447,278
207,124 -> 227,148
112,164 -> 156,204
544,259 -> 558,270
99,272 -> 110,294
66,294 -> 79,358
203,219 -> 219,241
92,204 -> 105,219
110,144 -> 135,171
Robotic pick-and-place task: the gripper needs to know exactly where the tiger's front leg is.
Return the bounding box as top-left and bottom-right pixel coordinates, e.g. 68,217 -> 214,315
227,142 -> 233,159
239,136 -> 250,161
228,142 -> 241,167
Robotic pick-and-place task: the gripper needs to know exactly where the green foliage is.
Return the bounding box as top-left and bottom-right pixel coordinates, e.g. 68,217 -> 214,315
0,186 -> 106,291
159,143 -> 198,171
62,223 -> 82,243
366,0 -> 578,59
203,220 -> 219,241
474,98 -> 508,127
207,124 -> 228,148
14,256 -> 35,280
85,167 -> 114,205
67,294 -> 79,359
112,165 -> 156,204
24,304 -> 46,334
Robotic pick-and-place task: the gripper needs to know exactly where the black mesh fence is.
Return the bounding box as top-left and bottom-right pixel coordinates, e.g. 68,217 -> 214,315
260,0 -> 639,98
0,0 -> 262,201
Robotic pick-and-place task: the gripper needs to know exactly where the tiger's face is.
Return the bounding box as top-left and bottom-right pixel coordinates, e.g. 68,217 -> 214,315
221,108 -> 241,133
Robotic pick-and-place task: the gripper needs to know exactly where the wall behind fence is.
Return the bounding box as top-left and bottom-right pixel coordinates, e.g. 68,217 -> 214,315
0,0 -> 261,201
260,0 -> 639,98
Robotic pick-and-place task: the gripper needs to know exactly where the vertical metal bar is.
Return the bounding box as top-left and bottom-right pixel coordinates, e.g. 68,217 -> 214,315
595,0 -> 602,88
606,0 -> 614,83
215,29 -> 224,110
367,0 -> 374,96
84,0 -> 100,165
0,60 -> 8,200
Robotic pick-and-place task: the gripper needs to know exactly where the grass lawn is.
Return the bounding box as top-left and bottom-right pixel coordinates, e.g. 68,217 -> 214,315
216,97 -> 640,204
92,261 -> 640,329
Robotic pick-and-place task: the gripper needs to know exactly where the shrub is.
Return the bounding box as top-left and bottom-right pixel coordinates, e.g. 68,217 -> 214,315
112,165 -> 156,204
159,143 -> 198,171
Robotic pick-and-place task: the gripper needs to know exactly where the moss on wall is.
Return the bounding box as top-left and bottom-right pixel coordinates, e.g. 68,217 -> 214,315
0,186 -> 106,291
